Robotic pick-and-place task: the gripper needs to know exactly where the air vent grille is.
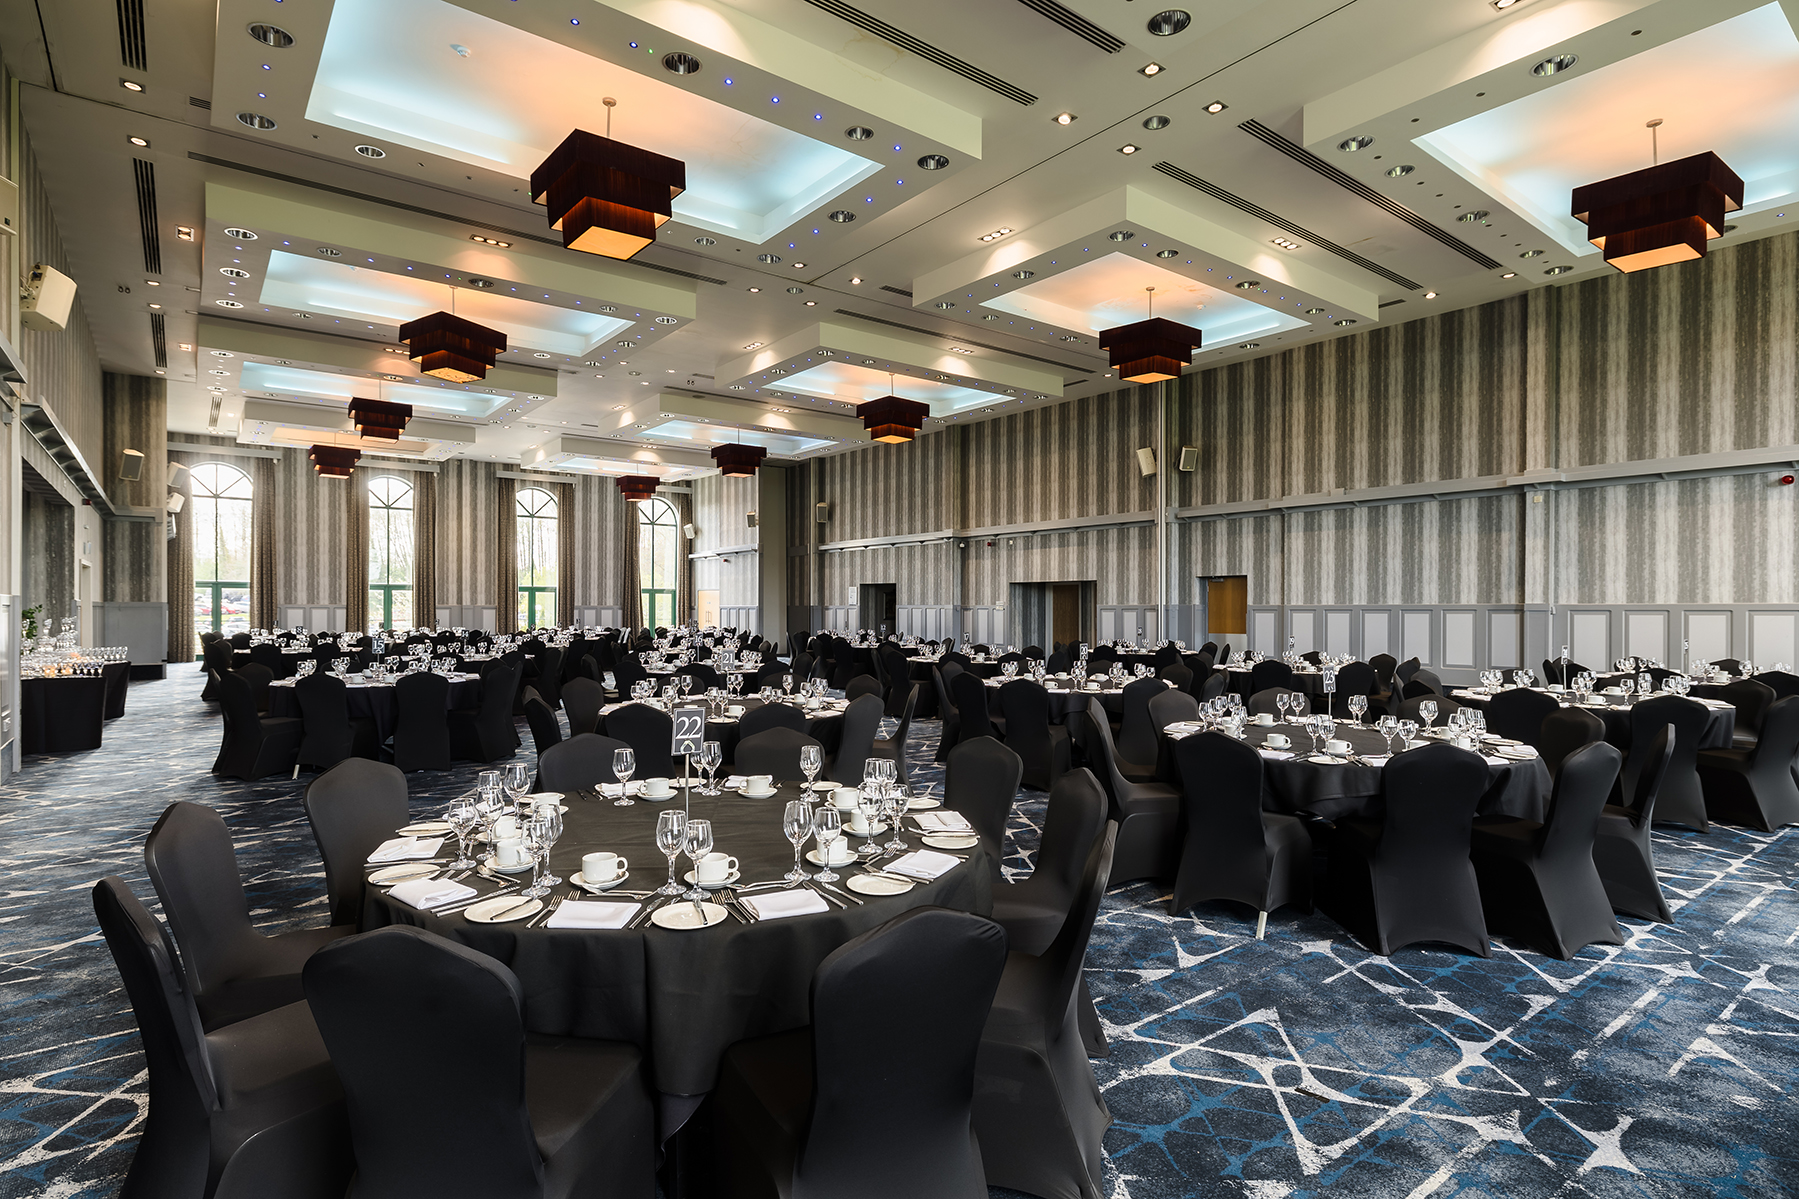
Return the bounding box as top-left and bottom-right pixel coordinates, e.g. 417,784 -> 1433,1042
1378,299 -> 1407,309
832,309 -> 1091,373
1236,120 -> 1503,271
1152,162 -> 1423,291
132,158 -> 162,275
1013,0 -> 1124,52
116,0 -> 147,71
188,96 -> 212,110
880,285 -> 913,298
801,0 -> 1037,105
150,314 -> 167,368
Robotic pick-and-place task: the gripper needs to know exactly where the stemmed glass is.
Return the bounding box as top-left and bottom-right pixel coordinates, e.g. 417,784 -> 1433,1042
697,740 -> 723,795
782,801 -> 814,883
503,762 -> 530,810
799,744 -> 823,793
1317,715 -> 1337,755
1418,699 -> 1438,731
1375,714 -> 1399,756
446,802 -> 479,872
656,809 -> 688,895
681,819 -> 713,903
1288,694 -> 1308,721
1397,719 -> 1419,751
856,784 -> 885,857
612,747 -> 637,806
535,805 -> 564,886
812,805 -> 844,882
522,811 -> 556,898
1347,694 -> 1368,724
1275,692 -> 1291,723
783,673 -> 795,695
680,673 -> 696,700
882,784 -> 911,853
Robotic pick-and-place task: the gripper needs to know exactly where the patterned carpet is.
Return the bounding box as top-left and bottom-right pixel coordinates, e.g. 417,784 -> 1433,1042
1,672 -> 1795,1198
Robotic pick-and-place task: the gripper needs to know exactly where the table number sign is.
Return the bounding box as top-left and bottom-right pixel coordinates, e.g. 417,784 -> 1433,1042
671,707 -> 707,756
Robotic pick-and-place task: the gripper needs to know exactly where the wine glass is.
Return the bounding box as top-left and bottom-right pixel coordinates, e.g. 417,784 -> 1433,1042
522,811 -> 555,898
812,804 -> 844,882
680,672 -> 695,699
1275,691 -> 1291,723
656,809 -> 688,896
1418,699 -> 1438,730
1288,693 -> 1308,721
1375,714 -> 1398,755
697,740 -> 723,795
1397,719 -> 1419,750
535,805 -> 564,887
782,801 -> 814,883
857,784 -> 885,857
1348,693 -> 1368,723
882,784 -> 911,853
783,673 -> 795,695
503,762 -> 530,809
446,803 -> 479,872
800,744 -> 823,793
681,819 -> 713,903
612,747 -> 636,806
1318,715 -> 1337,754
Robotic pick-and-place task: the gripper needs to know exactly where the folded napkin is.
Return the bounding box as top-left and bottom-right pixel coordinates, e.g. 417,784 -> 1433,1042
1482,755 -> 1510,767
1360,754 -> 1392,766
1497,745 -> 1539,758
742,889 -> 832,920
912,810 -> 972,832
546,900 -> 641,929
1257,748 -> 1295,760
886,850 -> 961,880
723,775 -> 749,788
366,836 -> 444,864
598,781 -> 645,798
387,877 -> 476,910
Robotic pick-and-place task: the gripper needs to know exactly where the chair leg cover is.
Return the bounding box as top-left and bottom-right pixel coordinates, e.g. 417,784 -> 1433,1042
1648,769 -> 1709,831
1593,815 -> 1674,922
1106,809 -> 1180,887
1473,852 -> 1623,961
973,1002 -> 1110,1199
1327,836 -> 1491,958
1077,976 -> 1109,1059
1698,760 -> 1799,832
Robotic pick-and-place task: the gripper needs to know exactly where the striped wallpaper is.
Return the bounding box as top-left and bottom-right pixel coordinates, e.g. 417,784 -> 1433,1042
101,374 -> 167,603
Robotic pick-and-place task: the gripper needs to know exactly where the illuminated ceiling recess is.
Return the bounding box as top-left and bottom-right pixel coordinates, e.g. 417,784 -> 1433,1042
309,444 -> 360,478
531,99 -> 686,262
711,443 -> 768,477
617,475 -> 661,502
346,397 -> 412,441
859,396 -> 931,444
399,311 -> 508,383
1572,149 -> 1744,273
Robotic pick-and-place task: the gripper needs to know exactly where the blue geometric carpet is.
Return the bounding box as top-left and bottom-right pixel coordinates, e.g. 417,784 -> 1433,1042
2,673 -> 1795,1197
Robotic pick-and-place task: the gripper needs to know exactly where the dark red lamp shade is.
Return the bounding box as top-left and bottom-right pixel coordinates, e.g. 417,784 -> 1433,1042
1098,317 -> 1204,383
711,442 -> 767,477
858,395 -> 930,444
1572,151 -> 1743,274
398,312 -> 508,383
530,131 -> 686,261
309,445 -> 360,478
347,397 -> 413,441
617,474 -> 660,502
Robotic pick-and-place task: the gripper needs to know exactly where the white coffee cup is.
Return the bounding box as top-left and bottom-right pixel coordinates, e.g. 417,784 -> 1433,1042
833,788 -> 860,810
845,807 -> 870,834
493,815 -> 521,840
1453,734 -> 1476,751
495,837 -> 527,868
726,704 -> 746,717
1266,733 -> 1291,749
1326,739 -> 1351,755
696,852 -> 738,883
819,836 -> 853,865
581,852 -> 628,883
744,774 -> 776,795
1252,712 -> 1275,726
642,777 -> 673,797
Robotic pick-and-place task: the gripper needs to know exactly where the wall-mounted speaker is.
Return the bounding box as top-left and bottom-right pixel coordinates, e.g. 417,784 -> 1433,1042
746,511 -> 759,528
1136,447 -> 1157,477
119,449 -> 145,481
681,523 -> 697,539
815,501 -> 830,523
21,264 -> 77,332
165,491 -> 186,514
1177,446 -> 1199,472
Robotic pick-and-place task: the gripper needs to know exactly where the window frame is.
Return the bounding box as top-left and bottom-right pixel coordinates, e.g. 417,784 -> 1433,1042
515,486 -> 559,630
637,495 -> 678,629
189,462 -> 253,651
367,474 -> 416,632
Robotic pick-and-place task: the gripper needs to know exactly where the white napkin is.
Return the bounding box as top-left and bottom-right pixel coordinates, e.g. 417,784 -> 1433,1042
387,877 -> 476,910
1257,748 -> 1295,760
1498,745 -> 1539,758
598,781 -> 645,798
366,836 -> 444,864
742,889 -> 832,920
546,900 -> 641,929
723,776 -> 749,788
886,850 -> 960,880
1360,754 -> 1392,766
912,810 -> 971,832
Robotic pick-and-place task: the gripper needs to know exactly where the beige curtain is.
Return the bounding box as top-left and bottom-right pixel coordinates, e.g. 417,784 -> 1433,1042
621,495 -> 642,631
556,481 -> 575,627
166,463 -> 194,662
344,470 -> 369,633
673,491 -> 693,628
413,470 -> 438,630
495,475 -> 517,633
250,457 -> 278,630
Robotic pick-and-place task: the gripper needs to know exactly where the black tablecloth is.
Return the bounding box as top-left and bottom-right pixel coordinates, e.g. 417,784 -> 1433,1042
19,676 -> 107,755
101,661 -> 131,720
983,677 -> 1140,723
602,698 -> 846,768
364,781 -> 989,1128
267,675 -> 483,744
1223,666 -> 1331,698
1449,689 -> 1734,751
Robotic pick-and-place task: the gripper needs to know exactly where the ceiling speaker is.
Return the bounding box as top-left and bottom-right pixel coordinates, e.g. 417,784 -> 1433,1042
1136,447 -> 1157,477
1178,445 -> 1199,472
119,449 -> 145,481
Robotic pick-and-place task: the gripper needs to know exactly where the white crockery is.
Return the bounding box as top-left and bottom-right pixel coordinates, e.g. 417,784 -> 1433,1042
580,852 -> 628,884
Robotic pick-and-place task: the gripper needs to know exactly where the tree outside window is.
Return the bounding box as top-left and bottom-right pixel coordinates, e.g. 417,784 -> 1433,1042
368,475 -> 416,631
191,462 -> 252,649
516,487 -> 558,630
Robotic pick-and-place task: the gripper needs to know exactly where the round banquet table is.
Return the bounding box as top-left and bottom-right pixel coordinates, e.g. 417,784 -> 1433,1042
602,696 -> 846,766
266,673 -> 483,744
984,675 -> 1149,723
1448,688 -> 1735,751
1223,665 -> 1331,698
363,780 -> 991,1136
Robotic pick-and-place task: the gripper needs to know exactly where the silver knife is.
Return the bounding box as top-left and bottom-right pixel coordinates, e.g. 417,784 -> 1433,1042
481,895 -> 538,922
435,882 -> 517,915
807,884 -> 846,909
814,879 -> 864,905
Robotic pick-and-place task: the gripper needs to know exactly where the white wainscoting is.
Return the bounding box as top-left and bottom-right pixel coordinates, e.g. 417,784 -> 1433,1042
1570,609 -> 1611,668
1402,611 -> 1433,665
720,606 -> 759,631
1750,609 -> 1798,665
1362,610 -> 1391,660
1626,611 -> 1669,662
1285,608 -> 1316,655
573,607 -> 623,628
434,606 -> 497,632
1250,608 -> 1279,653
897,604 -> 954,641
1324,609 -> 1353,657
1442,610 -> 1477,668
1487,608 -> 1523,670
1684,610 -> 1732,662
278,605 -> 347,633
1240,604 -> 1555,684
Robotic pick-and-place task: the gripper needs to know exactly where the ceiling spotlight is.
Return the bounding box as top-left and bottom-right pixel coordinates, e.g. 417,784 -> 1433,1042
804,300 -> 817,306
215,299 -> 244,308
1502,272 -> 1517,279
1147,10 -> 1191,36
1240,343 -> 1260,350
1108,230 -> 1135,241
758,253 -> 781,264
792,262 -> 806,268
1456,210 -> 1491,224
747,286 -> 761,293
934,301 -> 956,309
1544,265 -> 1573,275
219,267 -> 250,278
850,276 -> 862,284
247,22 -> 294,47
1118,144 -> 1140,155
1234,280 -> 1262,289
469,234 -> 512,247
1520,249 -> 1544,258
949,347 -> 974,355
1491,0 -> 1520,8
1204,101 -> 1228,114
1012,269 -> 1034,279
128,135 -> 149,147
1270,237 -> 1302,251
1053,112 -> 1077,125
1424,290 -> 1439,299
1338,136 -> 1374,152
236,112 -> 277,130
846,126 -> 873,140
1304,307 -> 1325,315
120,78 -> 144,92
355,144 -> 387,159
1139,62 -> 1164,76
1385,164 -> 1415,178
981,314 -> 999,320
828,210 -> 855,223
743,342 -> 765,350
655,315 -> 678,325
662,51 -> 702,75
178,343 -> 192,352
1142,115 -> 1171,131
316,246 -> 342,257
1532,54 -> 1578,76
146,302 -> 162,310
917,154 -> 949,170
1155,249 -> 1178,258
1333,318 -> 1357,326
786,286 -> 804,294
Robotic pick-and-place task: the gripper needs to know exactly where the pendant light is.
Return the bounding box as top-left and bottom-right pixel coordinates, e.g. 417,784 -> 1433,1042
309,445 -> 359,478
859,373 -> 929,443
1572,120 -> 1742,274
1099,288 -> 1203,383
531,97 -> 686,261
617,474 -> 660,502
711,442 -> 767,477
400,286 -> 507,383
346,397 -> 412,441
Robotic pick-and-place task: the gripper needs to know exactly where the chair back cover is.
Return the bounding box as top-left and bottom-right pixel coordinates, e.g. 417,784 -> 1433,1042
562,676 -> 606,737
795,908 -> 1008,1199
294,672 -> 356,768
1115,678 -> 1166,766
1395,656 -> 1422,683
303,927 -> 544,1197
1625,695 -> 1709,825
830,694 -> 885,783
1334,661 -> 1377,714
522,688 -> 563,755
604,702 -> 678,777
1018,768 -> 1108,921
944,736 -> 1023,862
950,672 -> 995,741
1148,687 -> 1201,728
1719,678 -> 1776,745
1045,648 -> 1072,674
611,654 -> 649,696
1249,659 -> 1293,693
1540,658 -> 1591,686
739,702 -> 810,739
1370,654 -> 1398,686
1247,687 -> 1300,716
305,759 -> 409,927
532,647 -> 564,712
1485,687 -> 1562,747
932,666 -> 961,721
473,658 -> 523,756
679,661 -> 723,690
1752,695 -> 1799,767
1032,822 -> 1119,1028
995,679 -> 1056,771
391,670 -> 452,771
1172,732 -> 1269,898
1082,697 -> 1134,805
144,801 -> 260,1019
1538,707 -> 1605,777
844,674 -> 883,702
1538,740 -> 1623,862
1397,693 -> 1460,723
1379,744 -> 1487,860
1200,671 -> 1227,700
735,728 -> 824,781
1753,670 -> 1799,699
537,733 -> 632,792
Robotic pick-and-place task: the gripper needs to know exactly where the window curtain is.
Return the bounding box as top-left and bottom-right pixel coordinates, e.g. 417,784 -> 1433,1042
344,469 -> 369,634
250,457 -> 278,630
413,470 -> 438,631
621,497 -> 643,631
673,491 -> 693,628
495,475 -> 517,633
166,463 -> 194,662
556,481 -> 575,627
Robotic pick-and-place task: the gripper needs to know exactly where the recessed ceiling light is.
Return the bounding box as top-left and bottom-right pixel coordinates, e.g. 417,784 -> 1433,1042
662,52 -> 702,75
828,210 -> 855,223
1234,280 -> 1262,289
846,126 -> 873,140
747,286 -> 761,293
1304,307 -> 1325,315
1147,10 -> 1191,36
144,279 -> 160,286
1456,210 -> 1491,224
786,287 -> 804,294
1203,101 -> 1228,115
981,314 -> 999,320
1502,272 -> 1517,279
1424,291 -> 1438,299
1118,144 -> 1139,155
178,343 -> 192,351
532,352 -> 552,358
1544,265 -> 1573,276
211,351 -> 234,357
1140,62 -> 1165,78
1270,238 -> 1302,251
1333,318 -> 1357,326
247,22 -> 294,48
1011,270 -> 1034,280
792,262 -> 806,269
215,299 -> 244,308
469,234 -> 511,248
1108,230 -> 1135,242
612,404 -> 628,410
1141,115 -> 1171,131
1385,164 -> 1414,178
1491,0 -> 1520,8
355,144 -> 386,159
949,347 -> 974,355
128,135 -> 149,147
1532,54 -> 1577,76
176,226 -> 194,241
934,301 -> 956,309
849,276 -> 862,285
1240,343 -> 1260,350
236,111 -> 277,130
1519,249 -> 1544,259
1053,112 -> 1077,125
743,342 -> 764,350
1337,136 -> 1374,152
917,154 -> 949,170
757,253 -> 781,264
120,78 -> 144,92
804,300 -> 817,306
693,236 -> 717,246
729,385 -> 747,390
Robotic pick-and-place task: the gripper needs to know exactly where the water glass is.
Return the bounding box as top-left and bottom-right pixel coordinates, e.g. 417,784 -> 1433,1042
782,801 -> 814,883
883,785 -> 911,852
446,803 -> 479,872
697,740 -> 723,795
812,805 -> 844,882
800,744 -> 823,792
1418,700 -> 1438,730
681,819 -> 713,902
613,747 -> 637,806
503,762 -> 530,809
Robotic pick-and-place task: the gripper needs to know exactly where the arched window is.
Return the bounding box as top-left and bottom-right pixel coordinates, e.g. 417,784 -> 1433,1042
516,487 -> 558,629
191,462 -> 253,646
637,496 -> 678,629
368,475 -> 415,630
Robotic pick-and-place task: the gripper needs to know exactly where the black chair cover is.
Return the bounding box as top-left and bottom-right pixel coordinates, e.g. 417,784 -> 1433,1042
449,659 -> 522,763
1248,687 -> 1301,717
829,694 -> 884,784
604,703 -> 678,778
844,673 -> 883,702
1394,656 -> 1421,684
944,736 -> 1023,875
1697,696 -> 1799,831
679,661 -> 723,690
250,641 -> 288,679
1113,678 -> 1165,779
1147,688 -> 1201,729
537,733 -> 632,793
1332,661 -> 1377,719
304,758 -> 409,928
201,639 -> 235,700
1486,688 -> 1563,748
932,666 -> 962,762
1082,698 -> 1180,886
611,654 -> 649,699
1626,695 -> 1711,830
996,678 -> 1070,792
1398,693 -> 1461,724
1539,707 -> 1605,777
1719,678 -> 1776,749
990,767 -> 1108,963
236,662 -> 275,714
734,728 -> 825,781
562,676 -> 606,738
950,671 -> 998,745
294,672 -> 377,772
738,702 -> 810,740
213,670 -> 303,780
523,688 -> 564,756
1540,658 -> 1591,686
1595,726 -> 1675,921
532,646 -> 565,712
391,671 -> 452,772
871,683 -> 919,784
1199,671 -> 1227,700
1249,659 -> 1294,693
1170,732 -> 1312,933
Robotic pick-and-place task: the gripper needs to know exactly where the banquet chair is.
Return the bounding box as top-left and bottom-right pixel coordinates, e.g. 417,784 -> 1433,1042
1394,656 -> 1422,684
1369,654 -> 1399,710
882,652 -> 915,716
1170,732 -> 1312,937
679,661 -> 724,691
1148,688 -> 1201,729
231,632 -> 252,650
1471,741 -> 1626,959
605,703 -> 678,777
829,693 -> 884,783
735,727 -> 824,782
579,654 -> 603,684
145,802 -> 353,1031
1248,687 -> 1301,717
997,678 -> 1070,792
562,677 -> 606,738
945,736 -> 1024,877
1331,661 -> 1377,720
738,702 -> 809,740
201,640 -> 235,700
1697,697 -> 1799,830
1249,659 -> 1293,694
1645,666 -> 1682,690
212,671 -> 303,781
714,908 -> 1007,1199
92,878 -> 353,1199
1718,678 -> 1776,749
871,683 -> 919,783
450,658 -> 523,763
1299,651 -> 1323,667
991,768 -> 1107,952
933,666 -> 963,762
249,641 -> 288,679
1199,671 -> 1228,701
844,673 -> 883,702
1325,743 -> 1491,957
303,927 -> 655,1199
522,688 -> 564,757
235,663 -> 275,715
1711,657 -> 1743,675
303,759 -> 409,930
610,654 -> 648,700
1114,678 -> 1165,769
1397,693 -> 1460,725
1082,698 -> 1181,886
788,651 -> 814,680
972,823 -> 1118,1199
536,734 -> 633,793
532,647 -> 565,713
1539,707 -> 1606,777
292,672 -> 378,777
390,670 -> 452,772
951,671 -> 1002,746
1541,658 -> 1591,687
1595,726 -> 1675,921
1046,648 -> 1072,674
1627,695 -> 1711,830
1754,670 -> 1799,700
1485,688 -> 1562,749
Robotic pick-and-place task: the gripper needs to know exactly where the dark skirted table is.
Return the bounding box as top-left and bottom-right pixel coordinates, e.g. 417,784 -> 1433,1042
18,675 -> 108,754
984,675 -> 1149,723
1222,665 -> 1332,698
363,780 -> 990,1140
266,673 -> 483,744
100,660 -> 131,720
1448,688 -> 1735,751
599,697 -> 847,768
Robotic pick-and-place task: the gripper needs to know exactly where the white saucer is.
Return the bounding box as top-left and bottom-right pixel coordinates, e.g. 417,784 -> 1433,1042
839,821 -> 887,837
847,873 -> 915,896
369,862 -> 439,885
464,895 -> 542,923
397,821 -> 452,837
639,788 -> 679,802
922,833 -> 980,850
651,901 -> 729,929
806,849 -> 860,867
906,797 -> 942,810
739,788 -> 778,799
682,869 -> 742,888
482,854 -> 536,875
573,871 -> 631,892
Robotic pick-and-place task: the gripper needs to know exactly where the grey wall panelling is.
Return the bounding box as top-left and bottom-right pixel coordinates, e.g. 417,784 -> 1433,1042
1556,604 -> 1799,669
277,605 -> 347,633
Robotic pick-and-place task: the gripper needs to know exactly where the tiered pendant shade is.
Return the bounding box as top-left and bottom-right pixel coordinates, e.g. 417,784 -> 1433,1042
309,445 -> 360,478
531,130 -> 686,261
346,397 -> 413,441
858,395 -> 930,444
711,443 -> 767,477
1099,317 -> 1204,383
1572,151 -> 1742,273
398,312 -> 507,383
617,474 -> 661,502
